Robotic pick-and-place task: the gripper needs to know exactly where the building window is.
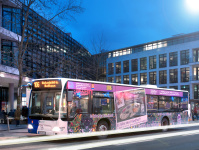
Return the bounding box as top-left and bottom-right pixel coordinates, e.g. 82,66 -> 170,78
108,77 -> 114,83
169,86 -> 178,90
160,86 -> 167,88
159,53 -> 167,68
140,57 -> 147,70
193,67 -> 199,81
0,87 -> 9,112
159,70 -> 167,84
194,85 -> 199,99
131,59 -> 138,72
140,73 -> 147,85
108,63 -> 114,75
116,76 -> 121,83
2,6 -> 21,35
116,62 -> 121,74
181,68 -> 189,82
123,60 -> 129,73
131,74 -> 138,85
170,69 -> 178,83
181,85 -> 190,93
149,72 -> 156,85
1,40 -> 17,67
123,75 -> 129,84
169,52 -> 178,67
149,55 -> 156,69
180,50 -> 189,65
193,49 -> 199,63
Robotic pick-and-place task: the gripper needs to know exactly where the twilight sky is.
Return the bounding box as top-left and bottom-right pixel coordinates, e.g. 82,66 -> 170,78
65,0 -> 199,54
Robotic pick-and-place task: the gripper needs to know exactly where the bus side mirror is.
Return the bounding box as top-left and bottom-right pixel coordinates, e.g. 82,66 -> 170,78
67,91 -> 73,102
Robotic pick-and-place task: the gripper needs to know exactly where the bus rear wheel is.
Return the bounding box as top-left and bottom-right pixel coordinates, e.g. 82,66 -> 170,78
97,121 -> 109,131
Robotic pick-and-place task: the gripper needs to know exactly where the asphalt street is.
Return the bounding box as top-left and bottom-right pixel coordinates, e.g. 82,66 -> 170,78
1,125 -> 199,150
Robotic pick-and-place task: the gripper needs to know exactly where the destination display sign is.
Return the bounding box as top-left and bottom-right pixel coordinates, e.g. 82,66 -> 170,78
33,80 -> 62,90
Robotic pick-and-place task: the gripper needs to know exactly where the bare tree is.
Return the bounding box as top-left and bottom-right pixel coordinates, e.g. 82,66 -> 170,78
2,0 -> 84,109
89,33 -> 109,81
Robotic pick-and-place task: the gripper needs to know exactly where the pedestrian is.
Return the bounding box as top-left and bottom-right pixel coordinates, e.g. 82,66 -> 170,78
14,106 -> 20,126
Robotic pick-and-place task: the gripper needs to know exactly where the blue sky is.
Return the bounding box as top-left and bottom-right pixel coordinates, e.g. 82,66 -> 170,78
65,0 -> 199,54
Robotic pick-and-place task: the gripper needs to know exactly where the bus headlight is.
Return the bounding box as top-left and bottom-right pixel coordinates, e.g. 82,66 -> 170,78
52,127 -> 61,132
28,124 -> 33,129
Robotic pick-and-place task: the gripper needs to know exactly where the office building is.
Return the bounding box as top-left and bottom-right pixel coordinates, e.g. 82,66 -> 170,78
107,31 -> 199,108
0,0 -> 93,113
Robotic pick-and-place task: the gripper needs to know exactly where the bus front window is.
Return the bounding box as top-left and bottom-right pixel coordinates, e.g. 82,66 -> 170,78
29,90 -> 67,120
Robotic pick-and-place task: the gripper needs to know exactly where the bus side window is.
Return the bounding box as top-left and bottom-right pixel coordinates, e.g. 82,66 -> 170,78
147,95 -> 158,113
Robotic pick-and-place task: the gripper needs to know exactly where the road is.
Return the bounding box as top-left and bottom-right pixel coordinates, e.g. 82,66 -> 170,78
1,126 -> 199,150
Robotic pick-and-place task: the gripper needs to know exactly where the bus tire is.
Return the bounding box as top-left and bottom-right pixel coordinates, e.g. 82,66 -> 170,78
97,120 -> 109,139
161,118 -> 169,126
161,117 -> 169,132
97,120 -> 109,131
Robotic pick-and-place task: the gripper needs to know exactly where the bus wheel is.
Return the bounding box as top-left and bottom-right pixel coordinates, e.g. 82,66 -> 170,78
97,121 -> 109,131
161,118 -> 169,126
161,118 -> 169,132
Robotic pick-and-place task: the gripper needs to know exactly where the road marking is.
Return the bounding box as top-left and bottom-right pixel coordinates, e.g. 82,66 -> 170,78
48,129 -> 199,150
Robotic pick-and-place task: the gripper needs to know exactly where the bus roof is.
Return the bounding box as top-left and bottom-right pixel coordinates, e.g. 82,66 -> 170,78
32,78 -> 188,93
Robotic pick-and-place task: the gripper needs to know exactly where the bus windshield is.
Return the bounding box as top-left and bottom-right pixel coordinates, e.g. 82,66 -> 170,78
29,90 -> 67,120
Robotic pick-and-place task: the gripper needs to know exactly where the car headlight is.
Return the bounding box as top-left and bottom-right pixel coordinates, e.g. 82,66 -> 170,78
52,127 -> 61,132
28,124 -> 33,129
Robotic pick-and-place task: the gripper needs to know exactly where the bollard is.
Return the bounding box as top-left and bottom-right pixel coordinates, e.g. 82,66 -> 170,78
7,116 -> 10,131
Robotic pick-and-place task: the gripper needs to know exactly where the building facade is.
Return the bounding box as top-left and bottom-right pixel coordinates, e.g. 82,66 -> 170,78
0,0 -> 93,114
106,31 -> 199,110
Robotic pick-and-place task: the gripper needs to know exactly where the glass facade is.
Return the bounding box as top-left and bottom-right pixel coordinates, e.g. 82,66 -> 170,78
1,40 -> 17,67
180,50 -> 189,65
2,6 -> 21,35
123,60 -> 129,73
169,52 -> 178,67
181,85 -> 190,93
131,74 -> 138,85
159,70 -> 167,84
116,62 -> 121,74
1,4 -> 93,80
193,67 -> 199,81
0,87 -> 9,112
159,53 -> 167,68
108,77 -> 114,83
193,49 -> 199,63
140,57 -> 147,70
131,59 -> 138,72
181,67 -> 189,82
169,86 -> 178,90
116,76 -> 121,83
149,72 -> 156,85
140,73 -> 147,85
123,75 -> 129,84
149,55 -> 156,69
194,85 -> 199,99
170,69 -> 178,83
108,63 -> 114,75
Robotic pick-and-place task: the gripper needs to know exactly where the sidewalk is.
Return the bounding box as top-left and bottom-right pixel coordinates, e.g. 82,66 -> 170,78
0,123 -> 41,140
0,124 -> 27,131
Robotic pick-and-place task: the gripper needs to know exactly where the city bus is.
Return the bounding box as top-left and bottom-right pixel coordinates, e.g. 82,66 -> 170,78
27,78 -> 189,135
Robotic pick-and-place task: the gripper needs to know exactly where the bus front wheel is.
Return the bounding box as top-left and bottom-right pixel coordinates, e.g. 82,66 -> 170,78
97,121 -> 109,131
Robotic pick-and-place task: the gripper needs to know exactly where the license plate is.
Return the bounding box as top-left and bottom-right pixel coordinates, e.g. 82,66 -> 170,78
38,131 -> 46,135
